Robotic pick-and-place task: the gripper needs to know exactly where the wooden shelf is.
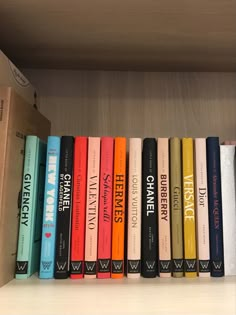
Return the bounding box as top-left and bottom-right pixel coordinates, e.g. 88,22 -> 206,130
1,275 -> 236,315
1,0 -> 236,71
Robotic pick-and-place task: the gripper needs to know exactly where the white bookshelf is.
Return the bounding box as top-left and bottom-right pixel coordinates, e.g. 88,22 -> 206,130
1,276 -> 236,315
0,1 -> 236,314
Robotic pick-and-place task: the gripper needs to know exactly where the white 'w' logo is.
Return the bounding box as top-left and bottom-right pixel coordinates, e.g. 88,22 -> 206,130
200,261 -> 209,269
146,261 -> 155,269
85,262 -> 96,271
129,261 -> 139,270
160,261 -> 170,270
99,260 -> 110,269
186,260 -> 196,269
71,262 -> 82,271
173,260 -> 183,268
113,261 -> 123,270
16,262 -> 27,271
213,261 -> 222,270
56,262 -> 66,271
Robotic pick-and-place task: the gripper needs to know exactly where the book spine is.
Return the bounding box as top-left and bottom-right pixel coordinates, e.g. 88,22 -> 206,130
54,136 -> 74,279
220,145 -> 235,275
70,137 -> 88,279
127,138 -> 142,278
30,140 -> 46,277
15,136 -> 38,279
170,138 -> 184,278
97,137 -> 114,279
111,137 -> 126,279
84,137 -> 100,279
141,138 -> 158,278
39,136 -> 61,279
158,138 -> 171,277
206,137 -> 224,277
195,138 -> 210,277
182,138 -> 197,278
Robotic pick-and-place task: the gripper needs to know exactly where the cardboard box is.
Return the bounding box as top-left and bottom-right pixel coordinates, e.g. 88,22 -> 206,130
0,50 -> 37,107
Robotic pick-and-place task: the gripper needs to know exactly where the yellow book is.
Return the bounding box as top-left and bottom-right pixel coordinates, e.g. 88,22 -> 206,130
182,138 -> 197,278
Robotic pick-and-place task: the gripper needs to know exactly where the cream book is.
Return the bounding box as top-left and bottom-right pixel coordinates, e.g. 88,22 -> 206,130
157,138 -> 171,277
220,145 -> 236,276
195,138 -> 210,277
84,137 -> 100,279
127,138 -> 142,278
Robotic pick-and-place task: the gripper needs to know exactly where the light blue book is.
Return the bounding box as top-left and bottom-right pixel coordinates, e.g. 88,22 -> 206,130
39,136 -> 60,278
15,136 -> 47,279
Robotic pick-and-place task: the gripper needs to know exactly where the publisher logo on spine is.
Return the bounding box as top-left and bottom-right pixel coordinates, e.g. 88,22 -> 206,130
128,260 -> 141,274
184,259 -> 197,273
56,261 -> 67,272
199,260 -> 211,273
212,260 -> 224,274
145,260 -> 156,272
159,260 -> 172,273
42,261 -> 52,271
98,259 -> 110,273
15,261 -> 28,274
112,260 -> 123,274
71,261 -> 83,274
172,259 -> 184,273
85,261 -> 96,275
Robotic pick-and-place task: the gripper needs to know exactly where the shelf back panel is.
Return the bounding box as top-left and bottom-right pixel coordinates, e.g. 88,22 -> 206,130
23,70 -> 236,142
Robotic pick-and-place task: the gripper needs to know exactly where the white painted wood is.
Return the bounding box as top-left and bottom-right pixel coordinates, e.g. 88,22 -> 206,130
0,276 -> 236,315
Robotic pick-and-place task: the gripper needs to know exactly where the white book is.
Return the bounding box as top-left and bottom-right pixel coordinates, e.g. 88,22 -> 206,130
127,138 -> 142,278
220,145 -> 236,276
195,138 -> 210,277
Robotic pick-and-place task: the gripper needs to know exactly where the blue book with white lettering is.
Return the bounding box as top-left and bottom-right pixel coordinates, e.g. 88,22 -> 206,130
39,136 -> 61,279
206,137 -> 224,277
15,136 -> 47,279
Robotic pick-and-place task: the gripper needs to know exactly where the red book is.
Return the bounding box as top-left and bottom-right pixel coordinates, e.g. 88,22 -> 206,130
97,137 -> 114,278
70,137 -> 88,279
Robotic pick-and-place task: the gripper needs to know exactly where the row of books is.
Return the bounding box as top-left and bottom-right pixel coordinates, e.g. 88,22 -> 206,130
15,135 -> 236,280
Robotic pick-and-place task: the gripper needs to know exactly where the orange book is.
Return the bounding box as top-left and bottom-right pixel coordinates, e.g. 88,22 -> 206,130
111,137 -> 126,279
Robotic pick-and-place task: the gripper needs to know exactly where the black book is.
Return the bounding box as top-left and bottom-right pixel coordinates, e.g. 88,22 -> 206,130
141,138 -> 158,277
54,136 -> 74,279
206,137 -> 224,277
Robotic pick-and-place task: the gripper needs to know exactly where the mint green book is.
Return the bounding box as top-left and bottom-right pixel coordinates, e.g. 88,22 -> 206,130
15,136 -> 46,279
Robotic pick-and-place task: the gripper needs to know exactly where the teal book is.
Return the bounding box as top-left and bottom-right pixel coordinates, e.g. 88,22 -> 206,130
15,136 -> 47,279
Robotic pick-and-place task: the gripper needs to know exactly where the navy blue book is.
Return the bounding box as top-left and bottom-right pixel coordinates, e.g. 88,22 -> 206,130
141,138 -> 158,278
206,137 -> 224,277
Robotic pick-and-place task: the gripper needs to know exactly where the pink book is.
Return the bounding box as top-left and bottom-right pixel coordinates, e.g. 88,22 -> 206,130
195,138 -> 210,277
84,137 -> 101,279
127,138 -> 142,278
157,138 -> 171,277
97,137 -> 114,278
